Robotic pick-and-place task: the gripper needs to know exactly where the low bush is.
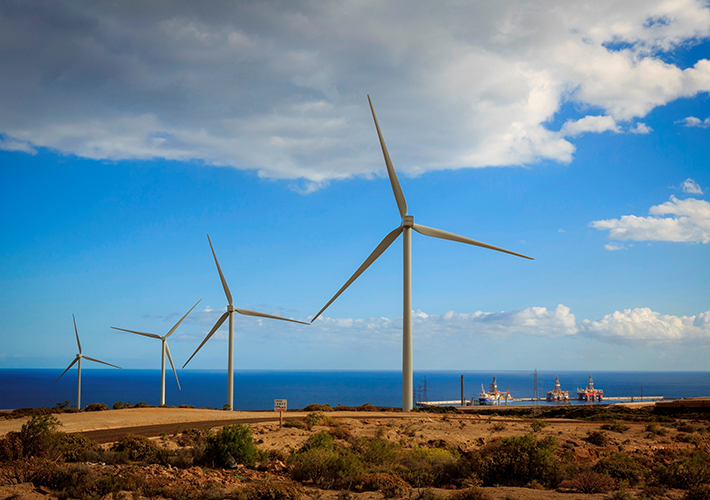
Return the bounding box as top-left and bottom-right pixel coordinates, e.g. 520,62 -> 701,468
300,431 -> 335,453
355,472 -> 410,498
111,434 -> 158,460
645,423 -> 668,437
594,452 -> 647,485
231,480 -> 303,500
449,487 -> 492,500
84,403 -> 109,412
604,491 -> 634,500
684,485 -> 710,500
601,421 -> 630,433
585,430 -> 610,447
55,433 -> 100,461
475,434 -> 564,488
559,470 -> 614,494
655,451 -> 710,489
177,428 -> 207,447
113,401 -> 130,409
303,404 -> 334,412
290,447 -> 364,489
677,423 -> 699,433
204,424 -> 264,468
395,446 -> 466,488
304,412 -> 334,429
530,420 -> 548,433
133,401 -> 150,408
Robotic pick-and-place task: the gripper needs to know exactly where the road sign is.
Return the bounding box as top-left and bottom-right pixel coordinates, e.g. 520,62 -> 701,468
274,399 -> 287,411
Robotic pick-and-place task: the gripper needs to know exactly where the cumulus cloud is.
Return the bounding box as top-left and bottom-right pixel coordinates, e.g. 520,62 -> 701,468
604,243 -> 627,251
0,1 -> 709,181
629,122 -> 652,134
590,195 -> 710,244
682,178 -> 704,195
581,308 -> 710,344
677,116 -> 710,128
0,136 -> 36,154
176,303 -> 710,353
560,116 -> 620,137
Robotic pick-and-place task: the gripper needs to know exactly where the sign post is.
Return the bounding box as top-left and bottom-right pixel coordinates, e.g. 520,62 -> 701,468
274,399 -> 287,428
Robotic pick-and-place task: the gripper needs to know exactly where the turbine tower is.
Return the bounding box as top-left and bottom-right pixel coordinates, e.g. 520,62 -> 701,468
54,314 -> 122,409
311,95 -> 534,412
183,235 -> 308,411
111,299 -> 201,406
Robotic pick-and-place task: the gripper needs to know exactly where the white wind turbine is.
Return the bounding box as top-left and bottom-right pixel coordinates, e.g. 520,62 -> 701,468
311,95 -> 534,412
183,235 -> 308,411
54,314 -> 122,409
111,299 -> 201,406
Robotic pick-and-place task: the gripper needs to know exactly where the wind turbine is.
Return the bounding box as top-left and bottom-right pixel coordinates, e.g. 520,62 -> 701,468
183,235 -> 308,411
54,314 -> 122,409
111,299 -> 201,406
311,95 -> 534,412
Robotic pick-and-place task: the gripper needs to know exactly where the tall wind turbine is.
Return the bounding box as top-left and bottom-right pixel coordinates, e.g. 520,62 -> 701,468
311,95 -> 534,412
54,315 -> 122,409
111,299 -> 201,406
183,235 -> 308,411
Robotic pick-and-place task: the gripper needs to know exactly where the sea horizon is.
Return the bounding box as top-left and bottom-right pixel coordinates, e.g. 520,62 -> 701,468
3,369 -> 710,411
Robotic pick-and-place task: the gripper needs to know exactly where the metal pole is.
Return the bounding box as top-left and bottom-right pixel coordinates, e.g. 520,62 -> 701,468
77,357 -> 82,410
402,225 -> 413,412
461,375 -> 465,406
161,341 -> 166,406
228,309 -> 234,411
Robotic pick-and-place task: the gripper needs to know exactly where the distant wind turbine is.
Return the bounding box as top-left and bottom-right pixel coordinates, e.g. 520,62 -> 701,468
111,299 -> 201,406
183,235 -> 308,411
311,95 -> 534,412
54,314 -> 122,409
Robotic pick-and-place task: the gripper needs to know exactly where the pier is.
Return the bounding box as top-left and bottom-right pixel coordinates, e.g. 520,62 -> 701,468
417,395 -> 665,407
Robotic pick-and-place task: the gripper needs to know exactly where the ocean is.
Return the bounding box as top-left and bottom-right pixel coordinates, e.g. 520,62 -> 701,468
2,369 -> 710,411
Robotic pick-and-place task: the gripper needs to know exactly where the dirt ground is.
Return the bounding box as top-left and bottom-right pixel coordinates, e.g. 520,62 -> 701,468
1,406 -> 703,500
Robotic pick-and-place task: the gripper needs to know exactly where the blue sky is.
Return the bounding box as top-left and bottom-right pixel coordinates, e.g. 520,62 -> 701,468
0,0 -> 709,374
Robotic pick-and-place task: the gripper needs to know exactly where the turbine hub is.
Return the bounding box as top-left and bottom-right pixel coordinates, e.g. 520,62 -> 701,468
227,305 -> 236,313
402,215 -> 414,228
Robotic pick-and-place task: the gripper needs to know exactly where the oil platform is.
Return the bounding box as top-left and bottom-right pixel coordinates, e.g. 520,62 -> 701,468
546,375 -> 570,402
577,374 -> 603,402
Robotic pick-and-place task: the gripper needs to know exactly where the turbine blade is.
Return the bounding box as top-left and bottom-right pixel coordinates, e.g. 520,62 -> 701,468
182,311 -> 229,368
110,327 -> 161,340
234,308 -> 309,325
312,226 -> 403,322
53,358 -> 78,384
82,356 -> 122,369
207,234 -> 233,306
368,95 -> 408,218
165,299 -> 202,338
73,314 -> 81,354
412,223 -> 534,260
164,341 -> 181,390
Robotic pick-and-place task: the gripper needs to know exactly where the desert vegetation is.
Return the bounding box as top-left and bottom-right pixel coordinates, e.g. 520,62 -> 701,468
2,405 -> 710,499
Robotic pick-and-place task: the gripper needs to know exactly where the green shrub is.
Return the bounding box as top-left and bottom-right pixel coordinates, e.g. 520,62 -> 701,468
329,426 -> 353,441
490,422 -> 507,432
355,472 -> 410,498
604,491 -> 634,500
0,431 -> 23,461
300,431 -> 335,453
19,414 -> 62,458
645,423 -> 668,437
530,420 -> 548,432
55,433 -> 99,461
132,401 -> 150,408
111,434 -> 158,460
84,403 -> 109,412
395,446 -> 465,488
304,412 -> 334,429
113,401 -> 130,409
412,489 -> 446,500
204,424 -> 263,468
601,421 -> 630,433
594,452 -> 647,485
290,447 -> 364,489
585,430 -> 610,446
475,434 -> 563,488
677,423 -> 700,433
177,428 -> 207,447
655,451 -> 710,489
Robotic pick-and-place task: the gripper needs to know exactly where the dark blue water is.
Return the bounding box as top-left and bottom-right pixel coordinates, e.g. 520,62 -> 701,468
1,369 -> 709,410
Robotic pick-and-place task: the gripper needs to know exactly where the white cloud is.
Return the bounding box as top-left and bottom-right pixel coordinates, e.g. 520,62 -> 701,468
0,136 -> 36,154
681,178 -> 704,195
604,243 -> 627,251
560,115 -> 620,137
629,122 -> 652,134
677,116 -> 710,128
590,195 -> 710,243
1,1 -> 709,181
581,308 -> 710,344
